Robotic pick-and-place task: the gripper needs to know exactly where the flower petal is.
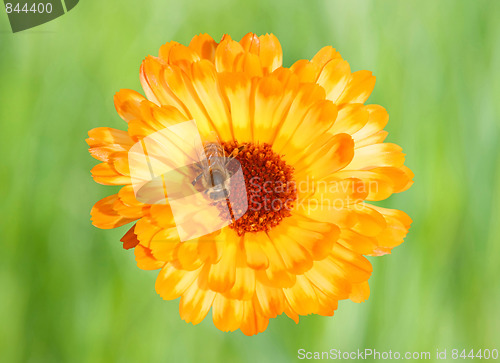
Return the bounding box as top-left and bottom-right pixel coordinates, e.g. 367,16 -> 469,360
337,70 -> 376,105
155,263 -> 201,300
212,294 -> 245,332
317,59 -> 351,103
189,33 -> 218,61
91,194 -> 135,229
135,243 -> 165,270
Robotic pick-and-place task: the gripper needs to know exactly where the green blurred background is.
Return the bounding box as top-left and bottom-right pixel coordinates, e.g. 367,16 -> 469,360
1,0 -> 499,361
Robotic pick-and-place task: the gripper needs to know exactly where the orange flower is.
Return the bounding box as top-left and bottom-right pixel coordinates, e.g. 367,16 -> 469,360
87,33 -> 413,335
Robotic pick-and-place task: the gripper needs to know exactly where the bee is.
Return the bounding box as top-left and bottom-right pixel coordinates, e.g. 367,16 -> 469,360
191,135 -> 245,202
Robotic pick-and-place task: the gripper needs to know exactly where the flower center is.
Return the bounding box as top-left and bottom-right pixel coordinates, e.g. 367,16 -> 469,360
222,141 -> 297,235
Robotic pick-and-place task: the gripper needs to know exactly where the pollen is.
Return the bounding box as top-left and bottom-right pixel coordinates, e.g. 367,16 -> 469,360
222,141 -> 297,235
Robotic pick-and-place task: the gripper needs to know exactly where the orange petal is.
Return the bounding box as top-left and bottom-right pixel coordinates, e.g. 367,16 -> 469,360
239,32 -> 260,54
149,227 -> 181,261
239,300 -> 269,336
258,33 -> 282,73
167,43 -> 201,73
338,229 -> 378,255
290,59 -> 320,83
348,203 -> 387,237
135,243 -> 165,270
174,241 -> 204,271
155,263 -> 201,300
254,283 -> 285,319
158,40 -> 181,62
313,286 -> 339,316
87,127 -> 133,148
120,224 -> 140,250
112,197 -> 145,219
214,38 -> 245,73
189,34 -> 218,61
224,264 -> 256,300
349,281 -> 370,303
288,215 -> 340,260
91,194 -> 135,229
114,89 -> 147,123
369,205 -> 412,254
243,232 -> 269,270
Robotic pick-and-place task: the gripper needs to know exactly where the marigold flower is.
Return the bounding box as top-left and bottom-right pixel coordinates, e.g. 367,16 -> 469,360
87,33 -> 413,335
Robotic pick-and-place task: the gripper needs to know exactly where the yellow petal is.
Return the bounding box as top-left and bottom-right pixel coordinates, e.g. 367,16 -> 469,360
190,60 -> 232,140
254,282 -> 284,318
267,224 -> 313,274
283,275 -> 319,315
208,237 -> 238,292
311,46 -> 342,70
218,72 -> 253,142
243,232 -> 269,270
337,70 -> 376,105
155,263 -> 201,300
330,243 -> 372,283
139,56 -> 188,113
317,59 -> 351,103
346,143 -> 405,171
214,38 -> 245,73
279,100 -> 338,165
272,83 -> 326,153
304,257 -> 351,300
179,267 -> 216,325
294,133 -> 354,182
329,103 -> 369,136
212,294 -> 244,332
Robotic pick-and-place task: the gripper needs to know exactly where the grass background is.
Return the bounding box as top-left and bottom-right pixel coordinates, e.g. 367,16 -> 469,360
1,0 -> 499,361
